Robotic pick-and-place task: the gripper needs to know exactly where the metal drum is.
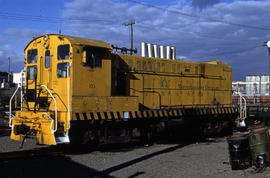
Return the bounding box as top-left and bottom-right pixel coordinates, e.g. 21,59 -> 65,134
227,136 -> 252,170
249,127 -> 270,164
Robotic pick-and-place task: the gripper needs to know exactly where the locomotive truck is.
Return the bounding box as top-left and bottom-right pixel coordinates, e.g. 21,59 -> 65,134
9,34 -> 238,146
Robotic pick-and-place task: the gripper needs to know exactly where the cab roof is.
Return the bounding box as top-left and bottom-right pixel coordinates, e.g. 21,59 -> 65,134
65,35 -> 112,50
24,34 -> 113,51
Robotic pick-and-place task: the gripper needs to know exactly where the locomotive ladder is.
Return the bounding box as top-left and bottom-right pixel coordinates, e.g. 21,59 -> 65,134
9,84 -> 70,144
9,85 -> 21,127
40,85 -> 70,144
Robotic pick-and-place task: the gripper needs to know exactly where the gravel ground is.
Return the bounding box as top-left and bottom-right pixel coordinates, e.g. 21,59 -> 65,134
1,130 -> 270,178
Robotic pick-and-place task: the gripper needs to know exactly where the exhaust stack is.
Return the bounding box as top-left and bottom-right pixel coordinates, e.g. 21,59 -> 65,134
171,46 -> 176,60
153,44 -> 158,58
146,43 -> 152,58
141,42 -> 146,57
140,42 -> 176,60
166,46 -> 170,59
160,45 -> 164,59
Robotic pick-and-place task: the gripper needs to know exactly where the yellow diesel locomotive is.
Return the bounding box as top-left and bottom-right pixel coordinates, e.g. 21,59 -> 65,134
10,34 -> 238,146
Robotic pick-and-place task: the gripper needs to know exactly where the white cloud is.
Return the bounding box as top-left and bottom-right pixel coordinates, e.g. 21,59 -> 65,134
0,28 -> 42,72
60,0 -> 267,81
0,49 -> 24,73
0,0 -> 268,80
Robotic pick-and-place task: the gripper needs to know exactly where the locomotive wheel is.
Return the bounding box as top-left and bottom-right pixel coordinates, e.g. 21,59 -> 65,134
82,130 -> 99,145
140,127 -> 154,146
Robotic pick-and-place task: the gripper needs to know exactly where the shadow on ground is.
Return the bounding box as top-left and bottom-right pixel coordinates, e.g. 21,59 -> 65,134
0,143 -> 190,178
0,121 -> 232,178
0,149 -> 113,178
100,142 -> 190,176
0,133 -> 221,178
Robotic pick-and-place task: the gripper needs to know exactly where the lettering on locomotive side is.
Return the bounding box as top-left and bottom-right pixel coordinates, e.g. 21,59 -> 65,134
161,77 -> 168,88
89,83 -> 96,88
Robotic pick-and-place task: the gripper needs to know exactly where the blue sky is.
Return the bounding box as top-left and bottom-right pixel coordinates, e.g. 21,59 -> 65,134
0,0 -> 270,81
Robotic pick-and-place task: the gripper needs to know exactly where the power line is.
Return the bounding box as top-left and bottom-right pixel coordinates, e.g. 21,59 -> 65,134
0,12 -> 264,43
136,23 -> 263,43
188,45 -> 264,59
0,11 -> 265,59
0,12 -> 116,25
128,0 -> 270,31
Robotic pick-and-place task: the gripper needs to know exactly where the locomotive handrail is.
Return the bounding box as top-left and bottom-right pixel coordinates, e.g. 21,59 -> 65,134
9,86 -> 21,127
40,85 -> 58,132
67,63 -> 71,130
20,70 -> 25,111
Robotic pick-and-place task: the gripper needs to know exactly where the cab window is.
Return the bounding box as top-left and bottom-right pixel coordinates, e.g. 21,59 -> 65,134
27,66 -> 37,80
57,63 -> 70,78
82,47 -> 103,68
58,44 -> 70,60
45,50 -> 50,68
27,49 -> 38,63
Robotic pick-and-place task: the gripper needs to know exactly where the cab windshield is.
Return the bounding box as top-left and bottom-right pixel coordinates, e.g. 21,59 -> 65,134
27,65 -> 37,80
27,49 -> 38,63
57,62 -> 70,78
58,44 -> 70,60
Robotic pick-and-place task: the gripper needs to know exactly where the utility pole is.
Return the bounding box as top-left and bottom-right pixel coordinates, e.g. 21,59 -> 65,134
266,41 -> 270,100
8,57 -> 10,83
123,20 -> 135,55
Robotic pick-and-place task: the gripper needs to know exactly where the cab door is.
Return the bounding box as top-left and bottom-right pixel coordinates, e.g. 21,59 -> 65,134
25,49 -> 38,110
38,47 -> 52,89
52,44 -> 72,112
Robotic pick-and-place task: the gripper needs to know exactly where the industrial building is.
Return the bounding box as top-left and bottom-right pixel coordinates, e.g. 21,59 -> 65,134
12,69 -> 25,87
233,74 -> 270,103
0,72 -> 12,88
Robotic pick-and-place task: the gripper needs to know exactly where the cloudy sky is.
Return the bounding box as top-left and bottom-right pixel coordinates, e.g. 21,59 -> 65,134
0,0 -> 270,81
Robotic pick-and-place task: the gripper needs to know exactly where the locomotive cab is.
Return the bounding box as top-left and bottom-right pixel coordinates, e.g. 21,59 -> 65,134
10,34 -> 138,145
11,35 -> 75,145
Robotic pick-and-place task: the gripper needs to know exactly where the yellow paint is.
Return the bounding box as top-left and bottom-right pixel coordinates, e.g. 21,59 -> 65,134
11,111 -> 56,145
11,34 -> 232,145
117,54 -> 232,108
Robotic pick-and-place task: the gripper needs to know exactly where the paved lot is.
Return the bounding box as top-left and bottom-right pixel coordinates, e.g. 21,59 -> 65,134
1,129 -> 270,178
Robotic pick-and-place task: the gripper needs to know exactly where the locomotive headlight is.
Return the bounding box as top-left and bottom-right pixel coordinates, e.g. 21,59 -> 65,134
267,41 -> 270,48
43,42 -> 49,48
44,35 -> 48,41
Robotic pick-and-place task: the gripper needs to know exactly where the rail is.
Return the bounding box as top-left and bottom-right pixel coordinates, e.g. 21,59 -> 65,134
40,85 -> 58,132
9,86 -> 21,127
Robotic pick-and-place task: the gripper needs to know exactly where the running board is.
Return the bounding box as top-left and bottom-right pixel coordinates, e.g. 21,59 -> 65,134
55,135 -> 70,144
